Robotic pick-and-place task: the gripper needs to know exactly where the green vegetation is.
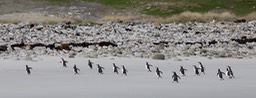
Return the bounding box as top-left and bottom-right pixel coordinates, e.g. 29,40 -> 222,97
83,0 -> 256,17
42,0 -> 75,3
41,0 -> 256,17
83,0 -> 139,8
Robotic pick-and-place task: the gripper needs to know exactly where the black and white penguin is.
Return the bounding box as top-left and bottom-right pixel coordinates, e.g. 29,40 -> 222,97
172,71 -> 181,83
156,67 -> 163,78
198,62 -> 206,74
97,64 -> 105,74
88,60 -> 93,69
73,65 -> 80,74
225,68 -> 232,79
61,58 -> 68,67
227,66 -> 235,78
146,62 -> 153,72
180,66 -> 187,76
113,63 -> 120,74
217,69 -> 225,80
193,65 -> 200,76
122,65 -> 128,75
26,65 -> 32,75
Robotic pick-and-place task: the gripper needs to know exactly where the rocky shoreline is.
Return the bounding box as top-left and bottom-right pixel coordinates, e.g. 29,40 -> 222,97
0,20 -> 256,60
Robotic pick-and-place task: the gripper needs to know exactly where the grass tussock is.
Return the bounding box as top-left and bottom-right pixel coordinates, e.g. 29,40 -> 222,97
168,11 -> 236,22
0,12 -> 72,24
98,15 -> 139,22
99,11 -> 256,23
242,12 -> 256,20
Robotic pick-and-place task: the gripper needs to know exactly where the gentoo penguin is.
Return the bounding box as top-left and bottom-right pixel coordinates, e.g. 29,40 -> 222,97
198,62 -> 206,74
180,66 -> 187,76
156,67 -> 163,78
172,71 -> 181,83
88,60 -> 93,69
97,64 -> 105,74
217,69 -> 225,80
193,65 -> 200,76
122,65 -> 128,75
225,68 -> 232,79
227,66 -> 235,78
113,63 -> 120,74
146,62 -> 153,72
73,65 -> 80,74
26,65 -> 32,75
61,58 -> 68,67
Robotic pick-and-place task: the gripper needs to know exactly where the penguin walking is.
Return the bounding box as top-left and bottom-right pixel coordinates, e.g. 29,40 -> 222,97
180,66 -> 187,76
156,67 -> 163,78
146,62 -> 153,72
193,65 -> 200,76
26,65 -> 32,75
122,65 -> 128,75
73,65 -> 80,74
61,58 -> 68,67
113,63 -> 120,74
199,62 -> 206,74
217,69 -> 225,80
172,72 -> 181,83
97,64 -> 105,74
225,68 -> 232,79
88,60 -> 93,69
227,66 -> 235,78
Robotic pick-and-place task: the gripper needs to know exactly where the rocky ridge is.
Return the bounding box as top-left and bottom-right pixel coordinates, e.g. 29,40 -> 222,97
0,21 -> 256,60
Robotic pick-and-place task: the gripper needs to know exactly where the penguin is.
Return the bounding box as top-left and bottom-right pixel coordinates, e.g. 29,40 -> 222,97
73,65 -> 80,74
155,67 -> 163,78
217,69 -> 225,80
193,65 -> 200,76
122,65 -> 128,75
225,68 -> 232,79
172,71 -> 181,83
61,58 -> 68,67
88,60 -> 93,69
180,66 -> 187,76
97,64 -> 105,74
227,66 -> 235,78
113,63 -> 120,74
26,65 -> 32,75
146,62 -> 153,72
198,62 -> 206,74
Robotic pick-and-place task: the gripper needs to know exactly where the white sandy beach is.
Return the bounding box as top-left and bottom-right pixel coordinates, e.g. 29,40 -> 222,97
0,56 -> 255,98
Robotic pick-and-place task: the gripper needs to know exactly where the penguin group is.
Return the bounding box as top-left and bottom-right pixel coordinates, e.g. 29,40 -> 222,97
217,66 -> 235,80
24,58 -> 236,83
144,61 -> 235,83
